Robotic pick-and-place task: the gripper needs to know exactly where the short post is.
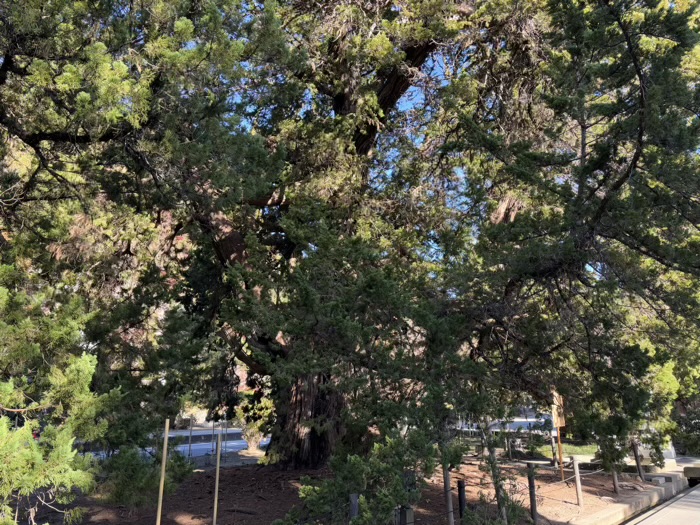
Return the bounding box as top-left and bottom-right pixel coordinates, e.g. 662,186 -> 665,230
632,441 -> 644,481
443,465 -> 455,525
506,433 -> 512,460
550,434 -> 558,466
527,462 -> 538,525
156,419 -> 170,525
188,417 -> 193,458
213,433 -> 222,525
458,480 -> 467,518
612,469 -> 620,494
572,457 -> 583,508
399,470 -> 416,525
349,493 -> 359,519
397,506 -> 414,525
557,428 -> 565,481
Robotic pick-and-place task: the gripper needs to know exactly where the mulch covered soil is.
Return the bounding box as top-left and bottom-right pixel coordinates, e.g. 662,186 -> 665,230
75,460 -> 654,525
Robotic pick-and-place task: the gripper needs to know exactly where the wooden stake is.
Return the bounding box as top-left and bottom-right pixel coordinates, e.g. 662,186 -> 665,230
550,434 -> 558,465
398,506 -> 413,525
572,457 -> 583,508
458,480 -> 467,518
443,464 -> 454,525
527,463 -> 538,525
557,427 -> 565,481
213,432 -> 222,525
156,418 -> 169,525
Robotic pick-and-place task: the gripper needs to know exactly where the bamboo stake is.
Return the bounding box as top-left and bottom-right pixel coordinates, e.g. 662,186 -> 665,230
156,418 -> 170,525
213,432 -> 222,525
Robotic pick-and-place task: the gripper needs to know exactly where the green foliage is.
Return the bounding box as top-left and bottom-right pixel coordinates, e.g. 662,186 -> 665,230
460,491 -> 526,525
101,448 -> 160,508
535,443 -> 599,458
275,432 -> 438,525
235,390 -> 274,450
101,447 -> 192,507
673,405 -> 700,455
0,417 -> 93,523
1,0 -> 700,519
0,259 -> 113,521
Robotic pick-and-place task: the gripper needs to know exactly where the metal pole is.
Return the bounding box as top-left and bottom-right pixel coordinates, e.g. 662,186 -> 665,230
458,480 -> 467,518
188,417 -> 193,458
572,457 -> 583,508
223,417 -> 227,455
349,494 -> 359,519
156,419 -> 170,525
211,420 -> 215,454
527,462 -> 538,525
557,427 -> 565,481
213,433 -> 222,525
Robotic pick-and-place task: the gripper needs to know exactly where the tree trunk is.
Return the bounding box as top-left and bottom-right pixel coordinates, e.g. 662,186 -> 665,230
482,427 -> 508,525
268,374 -> 344,469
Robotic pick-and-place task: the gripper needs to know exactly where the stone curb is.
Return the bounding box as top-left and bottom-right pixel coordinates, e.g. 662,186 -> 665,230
622,486 -> 700,525
568,472 -> 687,525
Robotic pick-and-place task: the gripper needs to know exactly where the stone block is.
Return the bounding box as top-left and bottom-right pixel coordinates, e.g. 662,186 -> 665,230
683,466 -> 700,479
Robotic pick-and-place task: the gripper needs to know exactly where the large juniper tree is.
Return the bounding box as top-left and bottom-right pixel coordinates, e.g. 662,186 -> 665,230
1,0 -> 699,500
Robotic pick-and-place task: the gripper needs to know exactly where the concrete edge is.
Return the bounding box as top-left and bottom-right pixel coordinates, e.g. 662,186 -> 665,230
622,486 -> 699,525
568,473 -> 688,525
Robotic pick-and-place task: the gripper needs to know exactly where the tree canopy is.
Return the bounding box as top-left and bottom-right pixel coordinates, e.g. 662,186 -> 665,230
1,0 -> 699,521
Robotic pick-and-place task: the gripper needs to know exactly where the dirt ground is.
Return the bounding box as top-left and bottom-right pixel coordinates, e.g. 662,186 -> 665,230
73,458 -> 654,525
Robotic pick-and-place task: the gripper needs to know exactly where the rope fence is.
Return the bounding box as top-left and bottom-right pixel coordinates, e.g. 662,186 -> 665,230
151,416 -> 622,525
290,464 -> 613,525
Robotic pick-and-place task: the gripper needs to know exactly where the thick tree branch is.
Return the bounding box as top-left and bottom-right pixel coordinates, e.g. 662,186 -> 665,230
217,325 -> 268,375
352,41 -> 437,156
589,1 -> 647,226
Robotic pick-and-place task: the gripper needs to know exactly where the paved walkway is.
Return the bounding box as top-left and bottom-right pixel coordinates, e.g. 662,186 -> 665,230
626,485 -> 700,524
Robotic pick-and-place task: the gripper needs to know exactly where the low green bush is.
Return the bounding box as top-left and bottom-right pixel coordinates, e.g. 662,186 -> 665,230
101,446 -> 192,507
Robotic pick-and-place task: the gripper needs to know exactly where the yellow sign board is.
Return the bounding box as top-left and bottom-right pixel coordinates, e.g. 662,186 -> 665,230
552,391 -> 565,428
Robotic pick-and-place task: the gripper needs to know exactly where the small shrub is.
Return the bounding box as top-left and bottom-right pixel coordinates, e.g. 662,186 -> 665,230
673,407 -> 700,456
101,446 -> 192,507
168,450 -> 194,483
102,448 -> 160,507
236,392 -> 274,450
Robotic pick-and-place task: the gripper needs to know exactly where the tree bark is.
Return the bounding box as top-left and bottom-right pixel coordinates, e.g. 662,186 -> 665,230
268,374 -> 344,469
